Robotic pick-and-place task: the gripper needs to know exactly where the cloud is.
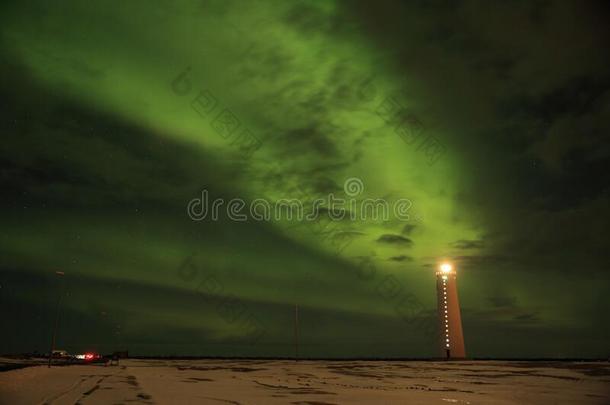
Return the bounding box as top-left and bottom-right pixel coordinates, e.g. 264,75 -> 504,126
453,255 -> 509,267
388,255 -> 413,262
451,239 -> 484,249
401,224 -> 416,235
488,295 -> 517,308
376,234 -> 412,245
513,313 -> 539,322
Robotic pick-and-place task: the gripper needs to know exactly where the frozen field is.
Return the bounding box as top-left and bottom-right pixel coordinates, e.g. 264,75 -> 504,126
0,359 -> 608,404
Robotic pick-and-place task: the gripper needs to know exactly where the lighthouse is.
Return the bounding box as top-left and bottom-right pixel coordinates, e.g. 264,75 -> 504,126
436,263 -> 466,359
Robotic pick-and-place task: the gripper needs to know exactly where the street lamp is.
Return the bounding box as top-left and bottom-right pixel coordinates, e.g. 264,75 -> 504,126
48,271 -> 65,368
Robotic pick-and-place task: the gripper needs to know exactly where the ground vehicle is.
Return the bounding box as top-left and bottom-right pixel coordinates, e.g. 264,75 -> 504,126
51,350 -> 71,359
74,352 -> 104,363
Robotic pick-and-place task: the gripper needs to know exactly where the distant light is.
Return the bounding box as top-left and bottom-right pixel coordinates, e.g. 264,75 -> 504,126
440,263 -> 453,273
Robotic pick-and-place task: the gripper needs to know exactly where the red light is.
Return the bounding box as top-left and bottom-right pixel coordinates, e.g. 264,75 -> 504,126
85,353 -> 94,360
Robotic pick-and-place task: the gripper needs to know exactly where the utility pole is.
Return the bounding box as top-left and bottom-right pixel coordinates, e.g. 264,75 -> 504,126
48,271 -> 65,368
294,304 -> 299,360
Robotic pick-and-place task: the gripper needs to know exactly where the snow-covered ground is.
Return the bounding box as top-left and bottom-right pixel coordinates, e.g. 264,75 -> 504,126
0,359 -> 608,404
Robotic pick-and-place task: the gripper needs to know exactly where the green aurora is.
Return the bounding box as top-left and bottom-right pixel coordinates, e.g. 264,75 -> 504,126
1,0 -> 609,358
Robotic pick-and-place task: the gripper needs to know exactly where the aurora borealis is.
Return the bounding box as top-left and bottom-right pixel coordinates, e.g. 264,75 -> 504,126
1,0 -> 609,358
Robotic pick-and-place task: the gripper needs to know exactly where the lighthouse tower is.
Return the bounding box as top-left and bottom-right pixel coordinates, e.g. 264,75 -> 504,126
436,263 -> 466,359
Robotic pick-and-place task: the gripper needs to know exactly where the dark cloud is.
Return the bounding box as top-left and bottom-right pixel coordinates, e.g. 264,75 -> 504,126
278,125 -> 339,158
453,255 -> 509,267
488,295 -> 516,309
376,234 -> 412,245
451,239 -> 484,250
513,313 -> 539,322
388,255 -> 413,262
401,224 -> 416,235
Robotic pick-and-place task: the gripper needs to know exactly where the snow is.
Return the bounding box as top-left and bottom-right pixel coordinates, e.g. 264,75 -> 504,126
0,359 -> 608,404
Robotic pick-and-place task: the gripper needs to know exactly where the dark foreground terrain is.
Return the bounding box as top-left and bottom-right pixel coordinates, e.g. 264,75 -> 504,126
1,358 -> 609,404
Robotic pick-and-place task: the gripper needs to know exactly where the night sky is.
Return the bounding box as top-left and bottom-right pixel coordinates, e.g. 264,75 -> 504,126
1,0 -> 609,358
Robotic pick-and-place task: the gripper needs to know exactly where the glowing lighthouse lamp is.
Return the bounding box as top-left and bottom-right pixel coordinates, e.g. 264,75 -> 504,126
436,262 -> 466,359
